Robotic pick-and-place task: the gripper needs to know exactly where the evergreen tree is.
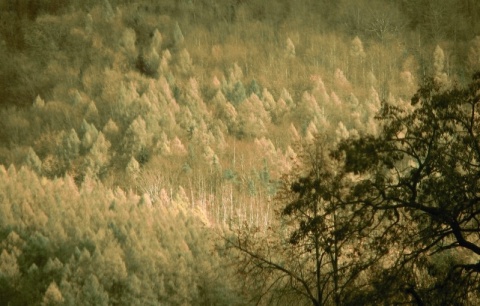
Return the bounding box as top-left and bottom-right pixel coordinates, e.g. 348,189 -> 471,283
246,79 -> 261,98
175,48 -> 193,76
261,88 -> 276,111
226,81 -> 247,106
84,101 -> 99,125
213,91 -> 238,134
467,36 -> 480,74
350,36 -> 366,61
171,136 -> 188,156
58,129 -> 81,169
33,95 -> 45,109
285,37 -> 296,58
126,156 -> 140,180
237,94 -> 269,138
151,29 -> 162,53
0,249 -> 20,279
79,275 -> 109,306
42,282 -> 64,306
334,68 -> 352,93
119,28 -> 137,61
102,119 -> 119,143
173,22 -> 184,48
83,132 -> 111,179
433,45 -> 450,87
80,120 -> 99,153
24,147 -> 43,174
350,36 -> 366,84
122,115 -> 151,164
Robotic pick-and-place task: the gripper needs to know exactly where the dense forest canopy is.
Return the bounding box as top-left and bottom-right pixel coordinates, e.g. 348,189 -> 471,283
0,0 -> 480,305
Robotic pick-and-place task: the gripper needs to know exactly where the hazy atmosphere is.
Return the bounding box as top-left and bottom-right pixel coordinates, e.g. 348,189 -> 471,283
1,0 -> 480,305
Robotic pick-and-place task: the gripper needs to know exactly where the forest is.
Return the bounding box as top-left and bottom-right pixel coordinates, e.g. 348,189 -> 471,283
1,0 -> 480,305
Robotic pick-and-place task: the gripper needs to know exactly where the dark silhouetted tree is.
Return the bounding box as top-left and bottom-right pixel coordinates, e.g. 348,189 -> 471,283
336,72 -> 480,303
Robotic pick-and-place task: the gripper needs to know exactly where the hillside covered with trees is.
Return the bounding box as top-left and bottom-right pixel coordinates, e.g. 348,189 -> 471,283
1,0 -> 480,305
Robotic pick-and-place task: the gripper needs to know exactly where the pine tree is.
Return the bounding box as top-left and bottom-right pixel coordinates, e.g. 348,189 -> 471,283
102,119 -> 119,143
254,137 -> 277,169
226,81 -> 247,106
261,88 -> 276,111
159,49 -> 172,75
229,63 -> 244,83
350,36 -> 366,61
202,145 -> 220,168
84,101 -> 99,125
365,87 -> 382,121
85,13 -> 93,34
69,90 -> 84,107
305,121 -> 319,137
350,36 -> 366,84
24,147 -> 43,174
0,249 -> 20,279
213,92 -> 237,134
467,36 -> 480,74
280,88 -> 294,108
83,132 -> 111,179
137,52 -> 159,78
285,37 -> 296,58
295,92 -> 320,128
101,0 -> 114,20
119,28 -> 137,61
335,122 -> 350,143
289,123 -> 300,141
237,94 -> 269,138
80,120 -> 99,153
154,132 -> 171,156
171,136 -> 187,156
58,129 -> 81,167
433,45 -> 450,87
334,68 -> 352,93
247,79 -> 261,98
173,22 -> 184,48
33,95 -> 45,109
175,49 -> 193,76
126,157 -> 140,180
311,75 -> 330,105
272,98 -> 288,124
111,82 -> 140,126
92,241 -> 127,291
42,282 -> 64,306
79,275 -> 109,306
366,71 -> 378,88
122,115 -> 151,164
138,30 -> 164,79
